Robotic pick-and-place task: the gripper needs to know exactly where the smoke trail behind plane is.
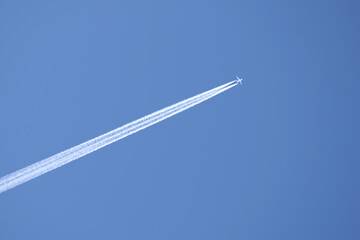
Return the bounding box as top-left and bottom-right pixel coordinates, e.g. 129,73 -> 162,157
0,80 -> 239,194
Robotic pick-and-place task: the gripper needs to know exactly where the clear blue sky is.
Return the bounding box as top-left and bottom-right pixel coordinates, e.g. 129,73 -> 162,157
1,0 -> 359,239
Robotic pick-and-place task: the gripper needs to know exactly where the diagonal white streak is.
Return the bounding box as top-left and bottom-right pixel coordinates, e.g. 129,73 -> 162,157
0,80 -> 238,194
1,81 -> 234,182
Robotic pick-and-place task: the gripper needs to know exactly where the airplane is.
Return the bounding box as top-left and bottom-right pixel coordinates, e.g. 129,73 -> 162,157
235,76 -> 243,85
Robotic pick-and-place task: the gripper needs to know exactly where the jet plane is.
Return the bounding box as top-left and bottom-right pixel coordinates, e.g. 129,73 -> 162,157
235,76 -> 243,85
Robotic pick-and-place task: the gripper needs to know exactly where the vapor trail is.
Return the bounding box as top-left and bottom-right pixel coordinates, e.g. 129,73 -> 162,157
0,80 -> 239,194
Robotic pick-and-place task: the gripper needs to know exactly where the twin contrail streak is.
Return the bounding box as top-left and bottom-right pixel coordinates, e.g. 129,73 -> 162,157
0,80 -> 239,194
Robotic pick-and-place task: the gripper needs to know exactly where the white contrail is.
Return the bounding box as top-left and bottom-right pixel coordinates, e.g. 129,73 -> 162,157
0,80 -> 239,194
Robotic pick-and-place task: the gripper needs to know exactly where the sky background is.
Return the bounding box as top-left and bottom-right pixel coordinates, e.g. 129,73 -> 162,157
1,0 -> 359,239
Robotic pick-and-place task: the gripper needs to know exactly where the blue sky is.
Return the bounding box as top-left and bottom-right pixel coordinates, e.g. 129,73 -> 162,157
1,0 -> 359,239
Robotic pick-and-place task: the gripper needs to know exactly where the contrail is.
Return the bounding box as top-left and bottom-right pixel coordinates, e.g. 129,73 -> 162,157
0,80 -> 239,194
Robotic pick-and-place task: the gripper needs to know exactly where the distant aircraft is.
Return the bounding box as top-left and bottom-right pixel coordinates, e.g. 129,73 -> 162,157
235,76 -> 243,85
